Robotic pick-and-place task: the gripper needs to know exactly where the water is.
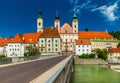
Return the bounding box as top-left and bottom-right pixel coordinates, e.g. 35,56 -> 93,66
70,64 -> 120,83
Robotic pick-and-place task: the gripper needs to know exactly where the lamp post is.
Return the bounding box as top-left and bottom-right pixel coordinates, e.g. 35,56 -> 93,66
65,42 -> 68,55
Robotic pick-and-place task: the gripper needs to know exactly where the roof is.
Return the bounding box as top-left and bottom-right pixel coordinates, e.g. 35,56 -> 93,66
0,38 -> 11,46
78,31 -> 113,39
23,31 -> 42,44
60,23 -> 73,33
108,47 -> 120,53
9,34 -> 23,43
0,32 -> 42,46
40,27 -> 60,38
75,39 -> 91,45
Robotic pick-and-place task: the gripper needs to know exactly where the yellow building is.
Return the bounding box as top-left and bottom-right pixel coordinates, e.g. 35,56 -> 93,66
78,31 -> 119,51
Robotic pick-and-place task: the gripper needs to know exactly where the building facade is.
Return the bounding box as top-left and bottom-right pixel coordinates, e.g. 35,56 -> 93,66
108,47 -> 120,63
75,39 -> 91,55
39,28 -> 61,53
54,12 -> 78,53
78,31 -> 119,51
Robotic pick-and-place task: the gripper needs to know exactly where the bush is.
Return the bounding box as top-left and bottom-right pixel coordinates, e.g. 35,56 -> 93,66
89,54 -> 95,58
0,54 -> 6,58
79,54 -> 95,59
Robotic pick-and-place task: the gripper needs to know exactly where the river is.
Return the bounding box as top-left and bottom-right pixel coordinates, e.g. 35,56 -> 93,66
70,64 -> 120,83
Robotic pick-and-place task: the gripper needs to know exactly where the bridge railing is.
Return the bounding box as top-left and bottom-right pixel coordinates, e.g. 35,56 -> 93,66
0,54 -> 61,65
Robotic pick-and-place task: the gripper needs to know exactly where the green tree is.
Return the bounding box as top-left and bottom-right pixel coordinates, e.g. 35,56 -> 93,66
95,49 -> 107,60
109,31 -> 120,40
85,28 -> 88,31
0,54 -> 6,58
24,44 -> 40,57
117,43 -> 120,48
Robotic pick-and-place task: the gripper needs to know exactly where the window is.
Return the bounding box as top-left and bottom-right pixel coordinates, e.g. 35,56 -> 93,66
56,25 -> 58,27
83,45 -> 84,47
56,48 -> 57,51
65,30 -> 67,33
71,39 -> 72,42
87,49 -> 89,51
66,39 -> 67,42
56,44 -> 57,47
48,48 -> 50,51
79,49 -> 80,51
74,25 -> 76,28
55,40 -> 57,42
39,22 -> 41,26
10,49 -> 11,51
79,45 -> 80,47
48,40 -> 50,42
41,40 -> 43,42
18,49 -> 19,51
13,49 -> 14,51
48,44 -> 50,47
18,45 -> 19,47
71,45 -> 72,47
41,44 -> 43,47
83,49 -> 84,51
41,49 -> 43,51
15,45 -> 16,47
75,30 -> 76,33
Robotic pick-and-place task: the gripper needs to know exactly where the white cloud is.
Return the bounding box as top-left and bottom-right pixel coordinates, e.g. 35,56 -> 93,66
70,0 -> 91,14
91,0 -> 120,21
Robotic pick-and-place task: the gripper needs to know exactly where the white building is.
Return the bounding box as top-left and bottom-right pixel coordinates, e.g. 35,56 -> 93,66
7,34 -> 25,57
39,27 -> 61,53
0,32 -> 42,57
108,47 -> 120,63
75,39 -> 91,55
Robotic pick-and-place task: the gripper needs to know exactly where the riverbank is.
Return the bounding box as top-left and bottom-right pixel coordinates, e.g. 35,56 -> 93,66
74,56 -> 108,65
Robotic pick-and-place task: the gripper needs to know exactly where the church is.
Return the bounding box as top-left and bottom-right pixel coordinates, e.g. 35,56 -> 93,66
37,11 -> 119,55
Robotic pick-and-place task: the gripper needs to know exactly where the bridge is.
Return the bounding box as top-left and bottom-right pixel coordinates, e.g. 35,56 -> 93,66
0,55 -> 74,83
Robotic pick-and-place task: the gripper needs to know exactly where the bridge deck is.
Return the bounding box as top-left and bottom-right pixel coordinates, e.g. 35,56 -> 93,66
0,56 -> 68,83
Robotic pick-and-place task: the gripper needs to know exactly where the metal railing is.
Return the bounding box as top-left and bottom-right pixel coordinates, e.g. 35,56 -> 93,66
46,55 -> 74,83
0,54 -> 61,65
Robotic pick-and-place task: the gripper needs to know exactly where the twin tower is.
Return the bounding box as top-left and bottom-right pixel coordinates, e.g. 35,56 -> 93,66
37,11 -> 78,34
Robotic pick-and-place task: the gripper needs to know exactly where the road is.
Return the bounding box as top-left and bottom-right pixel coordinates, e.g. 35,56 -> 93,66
0,56 -> 68,83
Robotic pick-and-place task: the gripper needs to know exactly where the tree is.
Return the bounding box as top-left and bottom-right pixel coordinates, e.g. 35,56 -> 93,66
85,28 -> 88,31
117,43 -> 120,48
24,44 -> 40,57
95,49 -> 107,60
109,31 -> 120,40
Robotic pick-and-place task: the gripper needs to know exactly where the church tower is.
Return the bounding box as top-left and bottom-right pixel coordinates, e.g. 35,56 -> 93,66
72,12 -> 78,34
37,11 -> 43,32
54,11 -> 60,32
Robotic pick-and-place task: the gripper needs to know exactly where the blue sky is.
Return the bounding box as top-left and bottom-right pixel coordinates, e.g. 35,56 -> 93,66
0,0 -> 120,37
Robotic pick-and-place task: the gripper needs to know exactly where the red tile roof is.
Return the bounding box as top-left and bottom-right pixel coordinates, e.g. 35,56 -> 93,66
23,31 -> 42,44
78,31 -> 113,39
0,31 -> 42,46
40,28 -> 60,38
9,34 -> 23,43
108,47 -> 120,53
0,38 -> 11,46
75,39 -> 91,45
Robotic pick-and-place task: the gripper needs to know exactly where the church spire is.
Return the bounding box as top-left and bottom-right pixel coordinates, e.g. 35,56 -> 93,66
73,10 -> 77,19
55,11 -> 59,19
38,10 -> 42,18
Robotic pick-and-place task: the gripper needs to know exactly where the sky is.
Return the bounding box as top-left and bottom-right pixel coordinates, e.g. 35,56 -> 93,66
0,0 -> 120,37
